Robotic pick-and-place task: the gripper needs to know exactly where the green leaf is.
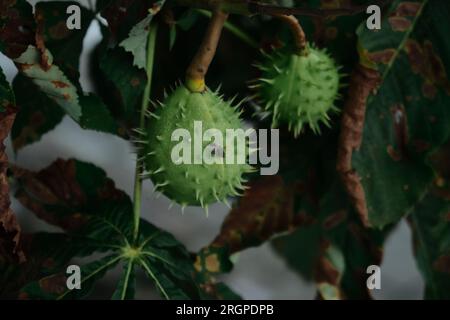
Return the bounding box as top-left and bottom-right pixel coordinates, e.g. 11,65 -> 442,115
112,260 -> 136,300
79,94 -> 119,134
21,254 -> 121,300
176,9 -> 200,31
98,45 -> 147,124
11,74 -> 64,150
409,142 -> 450,299
354,0 -> 450,227
14,46 -> 82,121
137,220 -> 201,300
169,25 -> 177,51
119,0 -> 165,70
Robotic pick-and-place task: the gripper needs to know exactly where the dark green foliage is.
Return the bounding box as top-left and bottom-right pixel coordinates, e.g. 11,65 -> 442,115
1,0 -> 449,300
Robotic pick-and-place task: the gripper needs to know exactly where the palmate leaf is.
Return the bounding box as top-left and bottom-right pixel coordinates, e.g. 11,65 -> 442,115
13,159 -> 200,300
119,0 -> 166,70
353,0 -> 450,228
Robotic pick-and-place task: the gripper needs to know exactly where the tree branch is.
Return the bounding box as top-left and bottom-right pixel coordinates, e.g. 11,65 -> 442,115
185,10 -> 228,92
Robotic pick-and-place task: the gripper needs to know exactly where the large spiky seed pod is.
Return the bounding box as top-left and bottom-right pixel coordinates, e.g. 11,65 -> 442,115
140,84 -> 252,213
253,44 -> 341,136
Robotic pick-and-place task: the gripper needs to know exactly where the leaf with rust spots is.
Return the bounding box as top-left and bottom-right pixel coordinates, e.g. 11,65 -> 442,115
388,16 -> 412,31
33,2 -> 94,81
404,39 -> 450,99
0,69 -> 23,263
194,246 -> 240,300
209,175 -> 297,254
353,0 -> 450,227
0,0 -> 35,59
11,158 -> 129,232
392,1 -> 422,16
367,49 -> 396,65
14,46 -> 81,120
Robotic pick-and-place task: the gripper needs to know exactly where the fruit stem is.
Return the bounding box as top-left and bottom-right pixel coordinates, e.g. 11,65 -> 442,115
185,10 -> 229,92
196,9 -> 258,49
272,14 -> 307,55
133,23 -> 158,243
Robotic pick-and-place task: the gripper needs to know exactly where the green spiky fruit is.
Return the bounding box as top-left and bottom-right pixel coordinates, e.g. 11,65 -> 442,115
253,45 -> 341,136
141,84 -> 252,211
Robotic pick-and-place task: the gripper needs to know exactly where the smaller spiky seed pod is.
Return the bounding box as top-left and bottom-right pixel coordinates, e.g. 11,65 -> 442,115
140,84 -> 252,212
253,44 -> 341,136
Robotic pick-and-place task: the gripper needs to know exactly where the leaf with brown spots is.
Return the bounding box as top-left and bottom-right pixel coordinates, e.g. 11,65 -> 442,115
208,175 -> 298,254
14,45 -> 81,121
33,2 -> 95,82
0,69 -> 23,263
11,158 -> 130,232
352,0 -> 450,227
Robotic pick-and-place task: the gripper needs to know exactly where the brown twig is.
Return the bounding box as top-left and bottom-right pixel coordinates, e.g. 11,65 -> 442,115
336,65 -> 381,227
271,14 -> 307,54
185,10 -> 228,92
